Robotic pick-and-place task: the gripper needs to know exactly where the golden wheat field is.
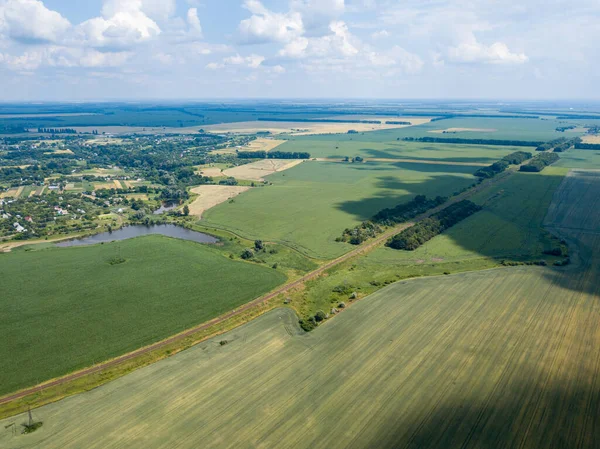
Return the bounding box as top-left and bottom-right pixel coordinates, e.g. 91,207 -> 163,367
2,170 -> 599,449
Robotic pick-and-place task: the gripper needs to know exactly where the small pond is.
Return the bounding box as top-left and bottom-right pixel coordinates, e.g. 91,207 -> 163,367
56,224 -> 219,247
153,202 -> 179,215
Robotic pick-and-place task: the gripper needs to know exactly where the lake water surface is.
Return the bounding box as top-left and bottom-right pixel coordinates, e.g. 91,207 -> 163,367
56,224 -> 218,247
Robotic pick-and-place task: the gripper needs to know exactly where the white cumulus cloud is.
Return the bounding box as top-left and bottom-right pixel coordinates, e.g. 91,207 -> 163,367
0,0 -> 71,43
239,0 -> 304,44
75,0 -> 161,49
448,40 -> 528,64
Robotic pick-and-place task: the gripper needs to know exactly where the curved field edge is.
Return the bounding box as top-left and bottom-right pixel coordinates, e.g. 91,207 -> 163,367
0,235 -> 287,396
2,247 -> 599,449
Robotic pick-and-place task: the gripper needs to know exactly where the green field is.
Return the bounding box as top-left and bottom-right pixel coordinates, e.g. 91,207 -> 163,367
202,160 -> 477,259
4,170 -> 598,448
554,149 -> 600,169
282,116 -> 590,143
281,138 -> 526,162
376,166 -> 569,262
286,167 -> 568,319
0,236 -> 286,395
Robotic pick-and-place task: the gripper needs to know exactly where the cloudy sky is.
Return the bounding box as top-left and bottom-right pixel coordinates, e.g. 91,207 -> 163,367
0,0 -> 598,101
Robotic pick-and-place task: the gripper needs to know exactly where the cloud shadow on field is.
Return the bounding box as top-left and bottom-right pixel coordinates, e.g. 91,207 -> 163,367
336,168 -> 600,296
361,147 -> 504,164
335,173 -> 476,221
360,382 -> 599,449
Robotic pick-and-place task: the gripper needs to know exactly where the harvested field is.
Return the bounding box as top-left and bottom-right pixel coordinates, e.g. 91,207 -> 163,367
125,193 -> 148,201
203,119 -> 428,136
44,149 -> 74,155
0,189 -> 18,199
429,127 -> 497,134
245,137 -> 286,152
188,185 -> 250,218
223,159 -> 304,181
581,134 -> 600,144
94,183 -> 115,191
198,167 -> 225,177
2,170 -> 598,449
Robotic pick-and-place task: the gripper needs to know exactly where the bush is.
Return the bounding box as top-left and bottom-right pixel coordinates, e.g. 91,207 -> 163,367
241,249 -> 254,260
314,310 -> 327,322
299,319 -> 317,332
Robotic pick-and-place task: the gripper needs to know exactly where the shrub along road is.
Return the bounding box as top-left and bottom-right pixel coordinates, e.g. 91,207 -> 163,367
0,166 -> 517,407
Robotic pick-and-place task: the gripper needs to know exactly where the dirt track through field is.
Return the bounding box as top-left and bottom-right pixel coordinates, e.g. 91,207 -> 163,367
0,168 -> 515,406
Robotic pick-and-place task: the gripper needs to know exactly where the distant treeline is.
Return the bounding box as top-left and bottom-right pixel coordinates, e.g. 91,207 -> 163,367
37,128 -> 77,134
237,150 -> 310,159
429,114 -> 539,121
474,151 -> 532,179
338,195 -> 447,245
536,137 -> 580,152
402,137 -> 542,147
555,126 -> 577,132
386,200 -> 482,251
385,121 -> 411,125
556,115 -> 600,120
0,125 -> 27,134
574,143 -> 600,150
257,118 -> 382,124
520,152 -> 560,172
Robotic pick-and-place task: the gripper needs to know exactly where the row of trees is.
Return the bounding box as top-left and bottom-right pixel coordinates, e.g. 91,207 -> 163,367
257,118 -> 382,124
536,137 -> 580,152
574,143 -> 600,150
474,151 -> 532,179
337,195 -> 447,245
520,152 -> 560,172
386,200 -> 482,251
37,128 -> 77,134
402,137 -> 542,147
237,150 -> 311,159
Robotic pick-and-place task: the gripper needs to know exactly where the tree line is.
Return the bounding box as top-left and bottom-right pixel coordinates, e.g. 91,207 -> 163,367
37,128 -> 77,134
237,150 -> 310,159
574,143 -> 600,150
474,151 -> 532,179
519,152 -> 560,172
337,195 -> 447,245
402,137 -> 542,147
536,137 -> 580,152
386,200 -> 482,251
257,118 -> 382,124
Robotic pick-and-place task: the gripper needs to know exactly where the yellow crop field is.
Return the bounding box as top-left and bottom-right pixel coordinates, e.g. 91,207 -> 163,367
188,185 -> 250,218
223,159 -> 304,181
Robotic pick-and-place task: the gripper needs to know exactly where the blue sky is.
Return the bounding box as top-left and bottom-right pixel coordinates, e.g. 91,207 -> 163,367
0,0 -> 598,101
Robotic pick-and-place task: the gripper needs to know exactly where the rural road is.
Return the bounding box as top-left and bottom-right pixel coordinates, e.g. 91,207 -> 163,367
0,168 -> 511,406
